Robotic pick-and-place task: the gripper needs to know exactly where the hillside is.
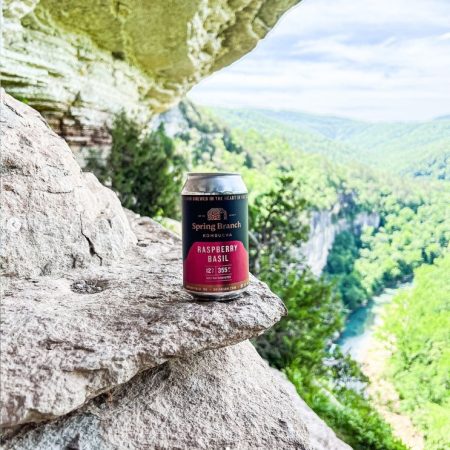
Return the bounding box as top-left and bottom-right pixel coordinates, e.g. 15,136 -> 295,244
381,254 -> 450,449
205,107 -> 450,180
175,102 -> 450,449
82,100 -> 449,450
175,101 -> 449,307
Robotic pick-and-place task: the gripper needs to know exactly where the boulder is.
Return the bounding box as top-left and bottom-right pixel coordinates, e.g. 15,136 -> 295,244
0,91 -> 136,278
1,0 -> 299,151
3,342 -> 350,450
1,201 -> 285,430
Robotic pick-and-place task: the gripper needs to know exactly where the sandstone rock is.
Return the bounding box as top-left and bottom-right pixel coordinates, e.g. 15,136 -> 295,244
3,342 -> 350,450
1,0 -> 299,151
0,91 -> 136,278
1,210 -> 286,429
0,92 -> 286,429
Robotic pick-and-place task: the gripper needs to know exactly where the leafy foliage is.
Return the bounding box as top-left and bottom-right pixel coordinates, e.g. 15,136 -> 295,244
203,106 -> 450,305
403,150 -> 450,180
300,383 -> 407,450
381,254 -> 450,450
247,177 -> 405,450
248,175 -> 309,275
256,268 -> 342,371
224,124 -> 449,302
86,112 -> 186,219
248,178 -> 339,370
325,231 -> 367,309
208,106 -> 450,180
356,191 -> 449,295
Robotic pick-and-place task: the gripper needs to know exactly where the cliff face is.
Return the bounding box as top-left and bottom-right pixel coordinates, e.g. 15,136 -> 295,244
303,209 -> 380,276
1,0 -> 298,151
0,92 -> 350,450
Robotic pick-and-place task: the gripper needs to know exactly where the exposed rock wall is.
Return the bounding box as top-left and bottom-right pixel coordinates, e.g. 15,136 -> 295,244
1,0 -> 299,151
302,209 -> 380,275
1,94 -> 350,449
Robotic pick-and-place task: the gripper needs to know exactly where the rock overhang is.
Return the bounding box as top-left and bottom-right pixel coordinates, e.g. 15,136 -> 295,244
1,0 -> 300,150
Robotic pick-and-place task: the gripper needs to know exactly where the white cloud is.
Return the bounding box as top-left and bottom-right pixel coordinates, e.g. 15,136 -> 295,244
273,0 -> 450,37
189,0 -> 450,121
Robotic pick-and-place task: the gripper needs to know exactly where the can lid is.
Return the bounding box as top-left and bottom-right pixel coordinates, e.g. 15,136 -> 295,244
187,172 -> 241,177
182,172 -> 247,194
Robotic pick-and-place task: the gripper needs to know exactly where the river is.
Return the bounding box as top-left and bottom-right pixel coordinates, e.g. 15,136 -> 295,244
336,282 -> 412,362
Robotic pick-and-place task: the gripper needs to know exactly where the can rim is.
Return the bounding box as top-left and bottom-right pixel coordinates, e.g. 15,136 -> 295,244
187,172 -> 241,177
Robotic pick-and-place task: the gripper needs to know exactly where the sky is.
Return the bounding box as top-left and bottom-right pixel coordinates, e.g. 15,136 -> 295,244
188,0 -> 450,122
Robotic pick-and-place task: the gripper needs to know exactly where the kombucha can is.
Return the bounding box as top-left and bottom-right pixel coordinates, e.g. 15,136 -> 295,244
181,173 -> 249,300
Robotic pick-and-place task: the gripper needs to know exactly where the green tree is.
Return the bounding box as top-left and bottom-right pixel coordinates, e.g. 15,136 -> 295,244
381,254 -> 450,450
248,175 -> 310,275
256,267 -> 342,372
325,230 -> 368,309
248,175 -> 341,372
86,112 -> 186,219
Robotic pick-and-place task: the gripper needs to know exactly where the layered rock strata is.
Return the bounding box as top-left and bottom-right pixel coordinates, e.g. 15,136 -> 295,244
1,0 -> 299,150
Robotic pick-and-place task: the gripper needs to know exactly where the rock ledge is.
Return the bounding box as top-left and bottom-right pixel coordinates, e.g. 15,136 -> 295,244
0,93 -> 286,429
1,214 -> 285,428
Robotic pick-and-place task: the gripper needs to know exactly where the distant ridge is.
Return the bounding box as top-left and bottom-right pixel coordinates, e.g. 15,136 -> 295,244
206,106 -> 450,180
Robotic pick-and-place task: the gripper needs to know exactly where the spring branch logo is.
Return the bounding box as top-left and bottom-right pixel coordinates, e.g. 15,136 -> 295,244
207,208 -> 228,221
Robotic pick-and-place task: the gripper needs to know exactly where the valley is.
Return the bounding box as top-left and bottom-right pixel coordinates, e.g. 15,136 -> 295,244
85,101 -> 449,450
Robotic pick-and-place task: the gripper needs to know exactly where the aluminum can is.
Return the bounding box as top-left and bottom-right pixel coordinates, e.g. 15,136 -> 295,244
181,173 -> 249,300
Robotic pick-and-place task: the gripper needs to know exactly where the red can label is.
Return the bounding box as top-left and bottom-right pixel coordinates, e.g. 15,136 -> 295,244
182,194 -> 249,293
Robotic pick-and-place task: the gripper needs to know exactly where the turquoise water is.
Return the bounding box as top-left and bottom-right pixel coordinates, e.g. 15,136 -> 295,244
337,283 -> 412,362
